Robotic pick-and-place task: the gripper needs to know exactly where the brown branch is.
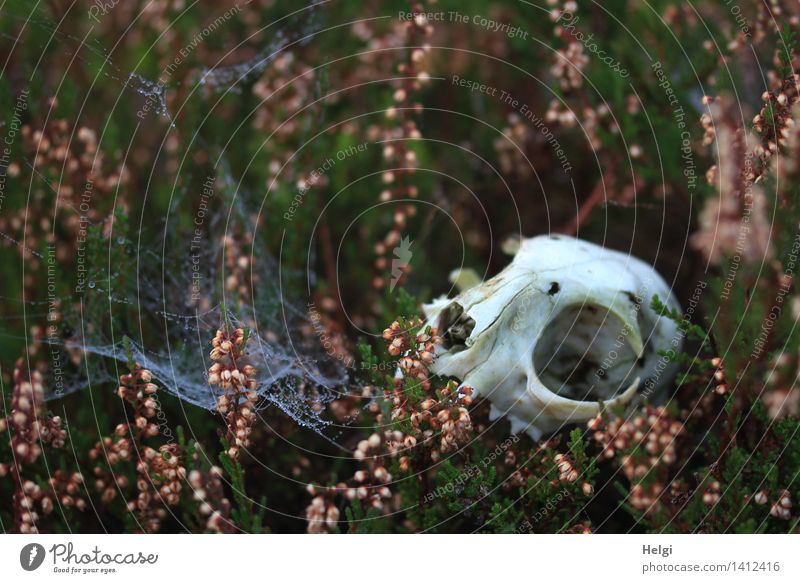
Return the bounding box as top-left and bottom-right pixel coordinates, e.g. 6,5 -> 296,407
559,171 -> 613,236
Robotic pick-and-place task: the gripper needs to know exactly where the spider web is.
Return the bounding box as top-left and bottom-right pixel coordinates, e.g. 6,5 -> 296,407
37,199 -> 348,436
1,1 -> 348,438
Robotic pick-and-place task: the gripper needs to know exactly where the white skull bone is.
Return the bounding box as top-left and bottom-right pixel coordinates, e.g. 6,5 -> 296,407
422,235 -> 682,439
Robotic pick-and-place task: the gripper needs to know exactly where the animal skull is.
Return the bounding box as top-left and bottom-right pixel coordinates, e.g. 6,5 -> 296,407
422,235 -> 682,439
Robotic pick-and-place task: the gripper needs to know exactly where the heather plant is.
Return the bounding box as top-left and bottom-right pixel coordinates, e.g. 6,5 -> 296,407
0,0 -> 798,535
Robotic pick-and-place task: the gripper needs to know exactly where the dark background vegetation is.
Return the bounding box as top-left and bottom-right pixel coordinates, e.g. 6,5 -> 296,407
0,0 -> 798,533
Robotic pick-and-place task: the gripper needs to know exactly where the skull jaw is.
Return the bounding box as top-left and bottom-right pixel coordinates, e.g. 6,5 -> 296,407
487,374 -> 641,440
429,304 -> 647,440
431,332 -> 643,440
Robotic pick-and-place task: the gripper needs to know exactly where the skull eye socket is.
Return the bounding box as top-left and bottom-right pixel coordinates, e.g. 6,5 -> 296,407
533,303 -> 640,402
437,302 -> 476,352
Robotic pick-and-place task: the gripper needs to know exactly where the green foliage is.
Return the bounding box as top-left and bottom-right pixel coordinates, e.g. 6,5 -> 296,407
650,294 -> 714,386
651,294 -> 708,343
218,442 -> 268,533
1,0 -> 798,534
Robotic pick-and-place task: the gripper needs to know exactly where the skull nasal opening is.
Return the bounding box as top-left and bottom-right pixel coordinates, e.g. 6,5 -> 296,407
437,302 -> 476,352
532,303 -> 641,402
